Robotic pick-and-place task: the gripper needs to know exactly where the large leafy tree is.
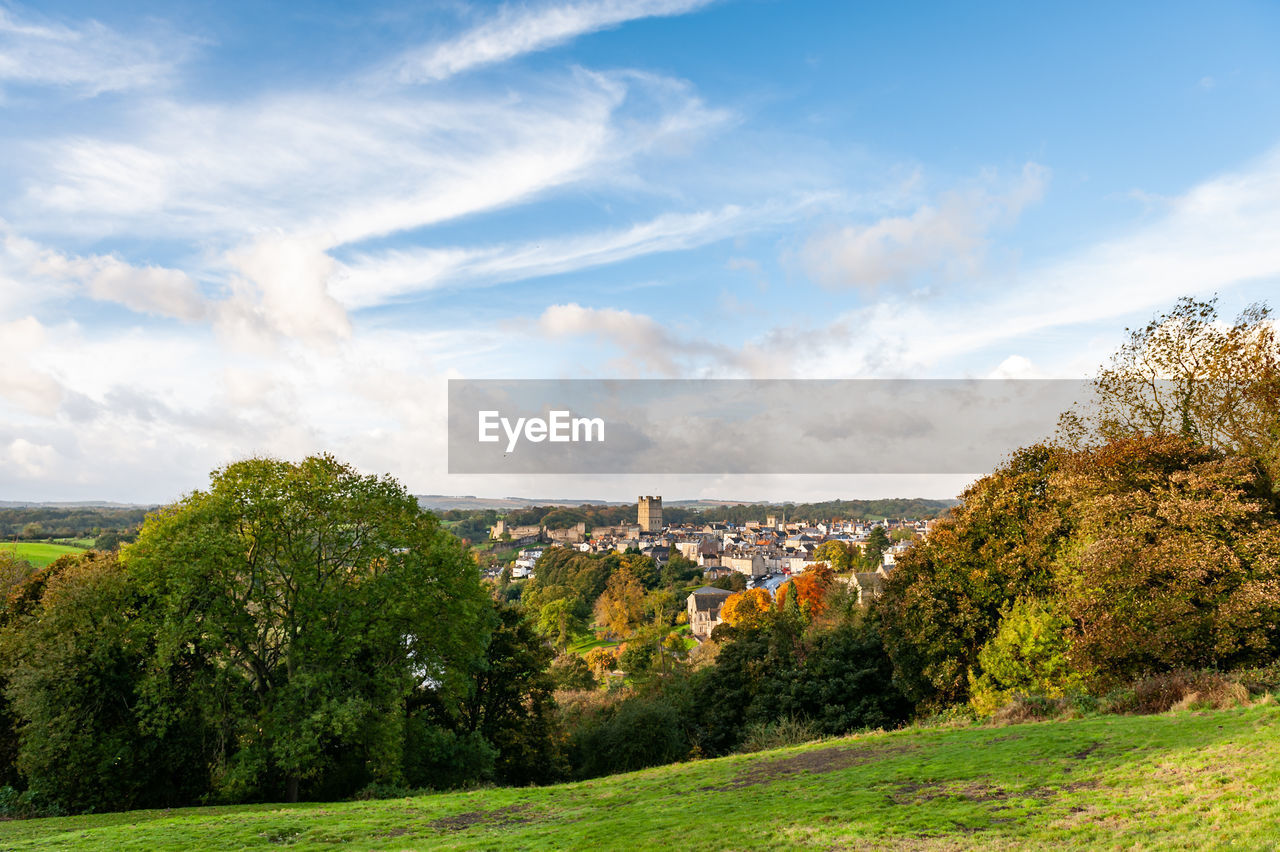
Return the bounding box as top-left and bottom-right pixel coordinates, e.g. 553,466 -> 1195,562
1054,437 -> 1280,683
1,552 -> 211,812
878,444 -> 1067,708
1080,296 -> 1280,483
720,588 -> 775,630
593,566 -> 646,638
123,454 -> 490,802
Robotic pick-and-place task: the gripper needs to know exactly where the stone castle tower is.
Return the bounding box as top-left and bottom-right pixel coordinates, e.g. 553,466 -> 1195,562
638,495 -> 663,533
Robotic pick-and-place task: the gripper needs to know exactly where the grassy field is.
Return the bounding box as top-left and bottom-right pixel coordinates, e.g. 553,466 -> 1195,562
3,701 -> 1280,850
52,538 -> 96,548
1,541 -> 87,567
567,634 -> 621,654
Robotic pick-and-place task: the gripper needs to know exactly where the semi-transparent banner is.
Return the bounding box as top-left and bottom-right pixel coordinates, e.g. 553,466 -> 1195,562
448,379 -> 1092,474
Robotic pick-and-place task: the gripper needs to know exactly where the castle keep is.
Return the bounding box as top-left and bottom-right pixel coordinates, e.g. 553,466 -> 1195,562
638,495 -> 663,533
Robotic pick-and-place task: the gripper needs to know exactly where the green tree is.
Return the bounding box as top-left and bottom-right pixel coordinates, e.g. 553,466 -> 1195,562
812,541 -> 855,572
660,551 -> 700,585
431,602 -> 565,786
1,552 -> 211,812
536,598 -> 589,650
123,455 -> 490,803
861,527 -> 890,570
967,598 -> 1084,715
711,572 -> 747,593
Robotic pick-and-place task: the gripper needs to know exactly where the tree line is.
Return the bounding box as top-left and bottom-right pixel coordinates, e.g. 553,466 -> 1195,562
0,507 -> 150,543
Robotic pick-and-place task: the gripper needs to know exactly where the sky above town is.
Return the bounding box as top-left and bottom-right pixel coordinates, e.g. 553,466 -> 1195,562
3,0 -> 1280,503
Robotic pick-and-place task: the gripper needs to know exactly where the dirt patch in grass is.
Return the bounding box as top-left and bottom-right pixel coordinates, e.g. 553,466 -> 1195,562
702,742 -> 920,791
429,803 -> 533,832
887,780 -> 1097,807
1069,741 -> 1102,760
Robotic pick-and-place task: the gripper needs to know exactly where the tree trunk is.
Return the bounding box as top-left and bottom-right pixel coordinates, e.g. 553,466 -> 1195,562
286,775 -> 299,803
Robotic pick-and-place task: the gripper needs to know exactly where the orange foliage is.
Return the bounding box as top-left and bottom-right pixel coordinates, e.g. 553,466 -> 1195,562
776,563 -> 835,617
720,587 -> 774,628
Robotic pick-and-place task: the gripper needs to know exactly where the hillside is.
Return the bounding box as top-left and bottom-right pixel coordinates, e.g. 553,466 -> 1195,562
2,702 -> 1278,850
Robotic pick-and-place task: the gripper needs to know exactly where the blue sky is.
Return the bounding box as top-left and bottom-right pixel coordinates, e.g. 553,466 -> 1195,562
3,0 -> 1280,503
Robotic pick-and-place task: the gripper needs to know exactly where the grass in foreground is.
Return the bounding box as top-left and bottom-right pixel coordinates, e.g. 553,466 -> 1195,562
3,702 -> 1280,850
1,541 -> 87,567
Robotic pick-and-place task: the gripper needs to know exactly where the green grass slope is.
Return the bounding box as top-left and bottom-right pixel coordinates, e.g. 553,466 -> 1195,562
1,541 -> 87,567
3,702 -> 1280,850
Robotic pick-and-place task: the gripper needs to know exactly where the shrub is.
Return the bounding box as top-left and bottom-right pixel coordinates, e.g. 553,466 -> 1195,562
567,695 -> 690,778
0,785 -> 63,819
968,598 -> 1086,716
550,654 -> 596,691
737,716 -> 820,754
1100,671 -> 1250,715
402,725 -> 495,790
991,693 -> 1067,725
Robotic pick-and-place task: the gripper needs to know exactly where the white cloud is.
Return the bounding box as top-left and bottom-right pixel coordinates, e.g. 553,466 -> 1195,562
1,223 -> 207,321
532,147 -> 1280,383
0,6 -> 187,96
986,355 -> 1042,379
802,163 -> 1049,291
334,198 -> 823,307
25,84 -> 620,242
773,146 -> 1280,377
18,66 -> 725,277
224,235 -> 350,342
386,0 -> 715,83
0,317 -> 68,416
2,438 -> 58,478
538,302 -> 723,375
9,65 -> 732,344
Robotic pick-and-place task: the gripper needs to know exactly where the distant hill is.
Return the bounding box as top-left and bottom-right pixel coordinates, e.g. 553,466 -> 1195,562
0,505 -> 155,541
420,496 -> 958,523
415,496 -> 771,512
0,501 -> 156,509
416,496 -> 627,511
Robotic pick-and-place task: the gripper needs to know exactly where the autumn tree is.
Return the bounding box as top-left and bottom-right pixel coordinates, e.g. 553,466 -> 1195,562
1053,437 -> 1280,683
1079,296 -> 1280,483
877,444 -> 1067,708
775,564 -> 835,620
812,541 -> 856,572
593,567 -> 646,638
585,647 -> 619,678
720,587 -> 774,630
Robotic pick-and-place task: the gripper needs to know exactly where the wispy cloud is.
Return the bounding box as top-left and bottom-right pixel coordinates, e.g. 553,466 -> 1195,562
334,197 -> 825,307
13,67 -> 729,341
0,5 -> 188,96
385,0 -> 715,84
792,147 -> 1280,376
23,78 -> 624,242
535,147 -> 1280,381
537,302 -> 732,375
802,163 -> 1049,291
